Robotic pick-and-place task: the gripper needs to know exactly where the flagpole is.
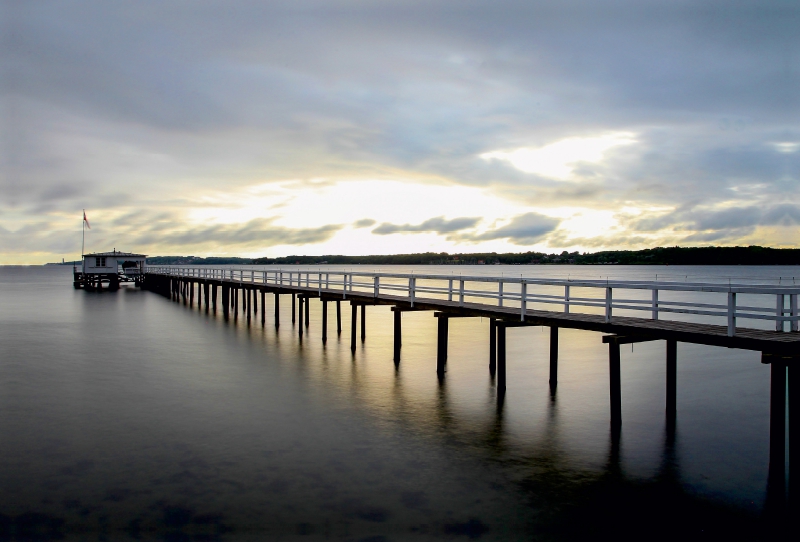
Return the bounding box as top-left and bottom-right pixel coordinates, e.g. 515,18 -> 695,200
82,209 -> 85,258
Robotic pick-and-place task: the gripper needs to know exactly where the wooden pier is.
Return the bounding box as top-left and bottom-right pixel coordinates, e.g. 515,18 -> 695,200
142,266 -> 798,510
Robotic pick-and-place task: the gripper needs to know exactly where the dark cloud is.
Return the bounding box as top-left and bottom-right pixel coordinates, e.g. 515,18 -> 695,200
372,216 -> 481,235
456,212 -> 561,245
633,204 -> 800,232
353,218 -> 376,228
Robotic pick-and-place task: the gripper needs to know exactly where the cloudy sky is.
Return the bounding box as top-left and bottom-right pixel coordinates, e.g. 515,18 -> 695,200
2,0 -> 798,263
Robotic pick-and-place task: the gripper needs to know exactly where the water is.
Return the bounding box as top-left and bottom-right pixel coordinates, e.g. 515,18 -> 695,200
1,265 -> 793,541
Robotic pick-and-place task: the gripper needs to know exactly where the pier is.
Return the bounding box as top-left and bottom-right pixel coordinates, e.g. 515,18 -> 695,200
141,266 -> 798,510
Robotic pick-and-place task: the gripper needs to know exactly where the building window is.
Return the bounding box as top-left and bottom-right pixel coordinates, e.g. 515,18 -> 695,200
95,257 -> 101,267
94,257 -> 107,267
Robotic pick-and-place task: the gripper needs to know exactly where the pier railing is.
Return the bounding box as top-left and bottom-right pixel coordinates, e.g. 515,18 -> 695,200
144,267 -> 800,336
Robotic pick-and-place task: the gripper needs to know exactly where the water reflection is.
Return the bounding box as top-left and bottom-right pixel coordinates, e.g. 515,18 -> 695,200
0,266 -> 790,539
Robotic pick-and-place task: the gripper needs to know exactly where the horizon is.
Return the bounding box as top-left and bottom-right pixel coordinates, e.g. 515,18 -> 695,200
3,1 -> 799,264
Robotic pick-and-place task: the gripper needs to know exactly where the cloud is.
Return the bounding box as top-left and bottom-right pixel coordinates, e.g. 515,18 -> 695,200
3,1 -> 800,261
633,204 -> 800,232
457,212 -> 561,245
372,216 -> 481,235
353,218 -> 376,228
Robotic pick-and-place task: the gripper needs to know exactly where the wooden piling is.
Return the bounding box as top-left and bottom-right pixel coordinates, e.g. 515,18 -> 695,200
767,360 -> 786,501
274,293 -> 280,327
350,304 -> 357,352
247,289 -> 252,323
261,291 -> 266,325
305,297 -> 310,328
322,300 -> 328,343
666,339 -> 677,424
299,297 -> 304,337
436,316 -> 449,375
609,342 -> 622,431
336,301 -> 342,335
360,304 -> 366,341
212,284 -> 217,311
497,323 -> 506,391
393,310 -> 401,361
549,326 -> 558,390
790,362 -> 798,511
292,293 -> 296,324
489,318 -> 497,374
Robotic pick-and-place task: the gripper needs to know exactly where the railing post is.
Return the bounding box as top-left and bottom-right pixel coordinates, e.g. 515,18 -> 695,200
605,287 -> 612,323
343,274 -> 348,299
448,279 -> 453,302
498,282 -> 504,307
349,274 -> 353,292
459,280 -> 465,307
564,284 -> 570,314
652,289 -> 659,320
410,277 -> 416,307
727,292 -> 736,337
325,273 -> 330,289
520,282 -> 527,321
776,294 -> 785,332
373,276 -> 379,298
792,294 -> 798,332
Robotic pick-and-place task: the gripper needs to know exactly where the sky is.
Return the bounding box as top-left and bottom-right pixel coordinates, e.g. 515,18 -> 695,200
1,0 -> 799,263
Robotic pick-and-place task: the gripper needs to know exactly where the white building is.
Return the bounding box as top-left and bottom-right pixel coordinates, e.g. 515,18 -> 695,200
77,250 -> 147,290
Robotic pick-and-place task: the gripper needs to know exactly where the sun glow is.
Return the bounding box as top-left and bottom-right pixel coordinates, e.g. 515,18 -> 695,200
481,132 -> 636,180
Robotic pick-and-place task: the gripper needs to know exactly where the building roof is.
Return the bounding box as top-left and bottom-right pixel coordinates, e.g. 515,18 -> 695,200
84,251 -> 147,258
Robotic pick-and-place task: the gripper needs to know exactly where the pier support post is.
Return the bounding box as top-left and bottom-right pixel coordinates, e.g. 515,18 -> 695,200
212,284 -> 217,312
254,290 -> 257,314
337,301 -> 342,335
790,362 -> 798,511
292,293 -> 296,324
190,281 -> 195,307
233,288 -> 238,320
350,304 -> 357,353
322,300 -> 328,343
609,342 -> 622,432
222,286 -> 229,319
274,293 -> 280,327
393,310 -> 401,362
549,327 -> 558,391
489,318 -> 497,375
436,316 -> 449,376
360,304 -> 366,341
767,359 -> 786,508
306,297 -> 310,328
666,340 -> 677,428
298,297 -> 304,338
261,291 -> 265,325
247,289 -> 252,323
497,323 -> 506,392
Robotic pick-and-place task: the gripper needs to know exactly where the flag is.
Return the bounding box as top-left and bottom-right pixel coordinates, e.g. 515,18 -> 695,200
83,211 -> 91,229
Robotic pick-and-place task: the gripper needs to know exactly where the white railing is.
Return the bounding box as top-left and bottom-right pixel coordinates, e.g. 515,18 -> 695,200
144,266 -> 800,337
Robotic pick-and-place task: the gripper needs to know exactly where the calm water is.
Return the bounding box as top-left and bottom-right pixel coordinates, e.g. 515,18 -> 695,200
1,265 -> 794,541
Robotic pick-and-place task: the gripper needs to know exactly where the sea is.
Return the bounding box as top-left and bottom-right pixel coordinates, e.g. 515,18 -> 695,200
1,264 -> 796,541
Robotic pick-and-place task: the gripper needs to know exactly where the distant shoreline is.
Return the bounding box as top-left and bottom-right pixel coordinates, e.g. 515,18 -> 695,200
140,246 -> 800,266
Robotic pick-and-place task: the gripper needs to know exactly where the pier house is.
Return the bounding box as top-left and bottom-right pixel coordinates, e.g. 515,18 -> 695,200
74,250 -> 146,290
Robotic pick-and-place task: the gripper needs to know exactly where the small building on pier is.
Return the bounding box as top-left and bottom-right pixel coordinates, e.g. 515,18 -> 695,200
74,250 -> 147,290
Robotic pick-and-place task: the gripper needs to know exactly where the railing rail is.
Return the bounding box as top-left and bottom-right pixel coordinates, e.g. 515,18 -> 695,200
144,266 -> 800,336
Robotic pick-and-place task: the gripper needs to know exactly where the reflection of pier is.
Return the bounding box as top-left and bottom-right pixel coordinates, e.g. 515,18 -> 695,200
142,267 -> 797,510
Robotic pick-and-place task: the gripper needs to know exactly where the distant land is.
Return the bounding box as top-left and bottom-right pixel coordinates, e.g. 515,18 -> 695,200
141,246 -> 800,266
